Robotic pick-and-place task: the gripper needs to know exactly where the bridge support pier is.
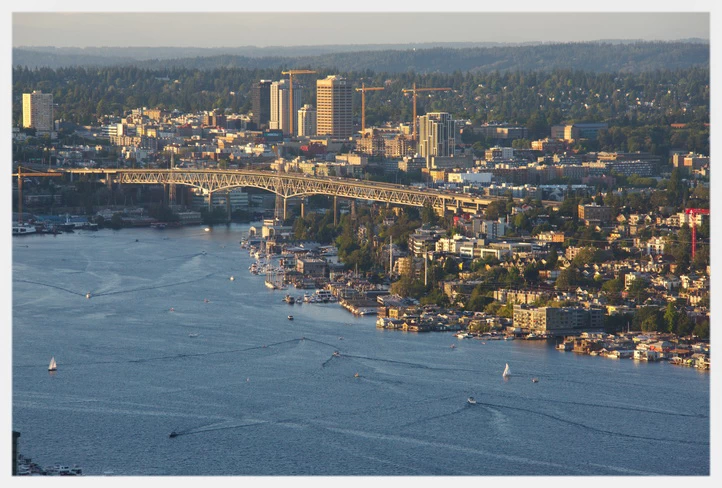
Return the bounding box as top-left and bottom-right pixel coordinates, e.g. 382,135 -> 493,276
333,196 -> 338,226
283,197 -> 288,221
300,201 -> 305,219
226,191 -> 231,223
351,200 -> 356,219
208,190 -> 213,211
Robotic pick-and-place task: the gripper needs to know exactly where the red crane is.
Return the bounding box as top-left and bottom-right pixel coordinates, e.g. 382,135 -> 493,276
684,208 -> 710,259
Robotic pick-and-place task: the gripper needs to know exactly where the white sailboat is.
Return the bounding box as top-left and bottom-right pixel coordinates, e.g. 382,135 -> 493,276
502,363 -> 510,378
48,357 -> 57,372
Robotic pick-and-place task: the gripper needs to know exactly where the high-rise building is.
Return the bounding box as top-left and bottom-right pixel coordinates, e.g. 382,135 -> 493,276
297,104 -> 317,137
251,80 -> 272,130
270,80 -> 303,135
316,75 -> 353,138
22,91 -> 54,133
418,112 -> 456,168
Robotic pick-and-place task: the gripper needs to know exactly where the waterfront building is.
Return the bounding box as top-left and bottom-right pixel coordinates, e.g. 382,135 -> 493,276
191,189 -> 249,212
316,75 -> 353,138
513,304 -> 604,335
22,90 -> 54,133
296,257 -> 328,278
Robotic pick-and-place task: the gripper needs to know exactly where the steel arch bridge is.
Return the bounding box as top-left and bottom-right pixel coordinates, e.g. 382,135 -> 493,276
62,168 -> 512,217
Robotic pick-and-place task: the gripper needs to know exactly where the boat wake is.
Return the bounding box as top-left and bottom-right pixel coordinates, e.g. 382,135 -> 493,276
472,400 -> 709,446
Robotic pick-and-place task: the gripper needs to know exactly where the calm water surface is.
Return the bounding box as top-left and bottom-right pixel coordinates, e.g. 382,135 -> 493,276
12,224 -> 710,476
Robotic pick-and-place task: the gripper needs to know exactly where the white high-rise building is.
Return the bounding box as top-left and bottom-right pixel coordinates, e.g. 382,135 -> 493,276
270,80 -> 303,135
297,104 -> 317,137
418,112 -> 456,168
22,91 -> 54,133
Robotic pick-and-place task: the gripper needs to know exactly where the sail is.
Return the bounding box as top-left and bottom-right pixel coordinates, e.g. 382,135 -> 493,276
48,357 -> 57,371
503,363 -> 510,377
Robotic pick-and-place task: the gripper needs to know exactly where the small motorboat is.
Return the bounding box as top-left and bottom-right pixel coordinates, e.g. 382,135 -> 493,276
532,378 -> 539,383
288,315 -> 294,321
230,276 -> 235,281
188,333 -> 199,338
467,397 -> 477,405
333,351 -> 340,357
85,292 -> 92,299
354,373 -> 360,378
169,431 -> 178,438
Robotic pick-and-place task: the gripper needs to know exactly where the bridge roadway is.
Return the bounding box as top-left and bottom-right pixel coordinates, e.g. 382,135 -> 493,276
39,167 -> 558,218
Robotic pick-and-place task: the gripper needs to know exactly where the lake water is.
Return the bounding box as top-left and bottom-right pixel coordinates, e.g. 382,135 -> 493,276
12,224 -> 710,476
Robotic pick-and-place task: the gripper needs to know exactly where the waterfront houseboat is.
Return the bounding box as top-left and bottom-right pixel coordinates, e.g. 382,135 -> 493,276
315,289 -> 334,302
12,223 -> 37,235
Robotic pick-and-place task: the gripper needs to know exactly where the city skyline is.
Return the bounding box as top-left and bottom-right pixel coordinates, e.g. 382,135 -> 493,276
12,11 -> 710,48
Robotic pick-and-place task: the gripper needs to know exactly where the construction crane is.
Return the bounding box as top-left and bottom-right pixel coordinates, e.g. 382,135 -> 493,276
355,83 -> 384,136
281,70 -> 317,136
685,208 -> 710,259
401,83 -> 452,141
12,166 -> 64,224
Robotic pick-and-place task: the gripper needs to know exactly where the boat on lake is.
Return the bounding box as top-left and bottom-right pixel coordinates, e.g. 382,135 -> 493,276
169,431 -> 178,438
503,363 -> 511,378
288,315 -> 294,321
467,397 -> 477,404
48,356 -> 57,372
13,223 -> 37,235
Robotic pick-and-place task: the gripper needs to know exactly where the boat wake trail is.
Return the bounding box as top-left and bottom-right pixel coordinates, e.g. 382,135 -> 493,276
14,337 -> 308,369
399,402 -> 468,429
475,401 -> 709,446
342,354 -> 476,373
538,397 -> 708,419
13,279 -> 86,297
173,420 -> 268,437
91,273 -> 216,297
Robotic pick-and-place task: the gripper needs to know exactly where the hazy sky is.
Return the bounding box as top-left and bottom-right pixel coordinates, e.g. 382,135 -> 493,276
12,11 -> 710,48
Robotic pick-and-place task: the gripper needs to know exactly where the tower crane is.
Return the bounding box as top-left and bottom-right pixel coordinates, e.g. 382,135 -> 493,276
401,83 -> 452,141
684,208 -> 710,259
281,70 -> 317,136
355,83 -> 384,136
12,166 -> 64,224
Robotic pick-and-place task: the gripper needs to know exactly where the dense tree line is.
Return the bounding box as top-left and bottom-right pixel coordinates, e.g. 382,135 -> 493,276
13,65 -> 709,143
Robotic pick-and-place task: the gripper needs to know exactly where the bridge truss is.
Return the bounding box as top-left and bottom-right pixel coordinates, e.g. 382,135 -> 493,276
66,168 -> 503,218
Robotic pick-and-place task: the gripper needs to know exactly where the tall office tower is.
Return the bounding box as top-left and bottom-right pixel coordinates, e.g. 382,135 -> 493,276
270,80 -> 303,135
22,90 -> 54,133
418,112 -> 456,167
316,75 -> 353,138
297,104 -> 317,137
251,80 -> 272,130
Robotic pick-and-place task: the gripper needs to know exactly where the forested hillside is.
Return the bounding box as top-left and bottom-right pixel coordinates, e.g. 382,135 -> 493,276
13,41 -> 709,73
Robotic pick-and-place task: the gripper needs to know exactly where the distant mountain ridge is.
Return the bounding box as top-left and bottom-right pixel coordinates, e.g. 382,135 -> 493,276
13,40 -> 709,73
